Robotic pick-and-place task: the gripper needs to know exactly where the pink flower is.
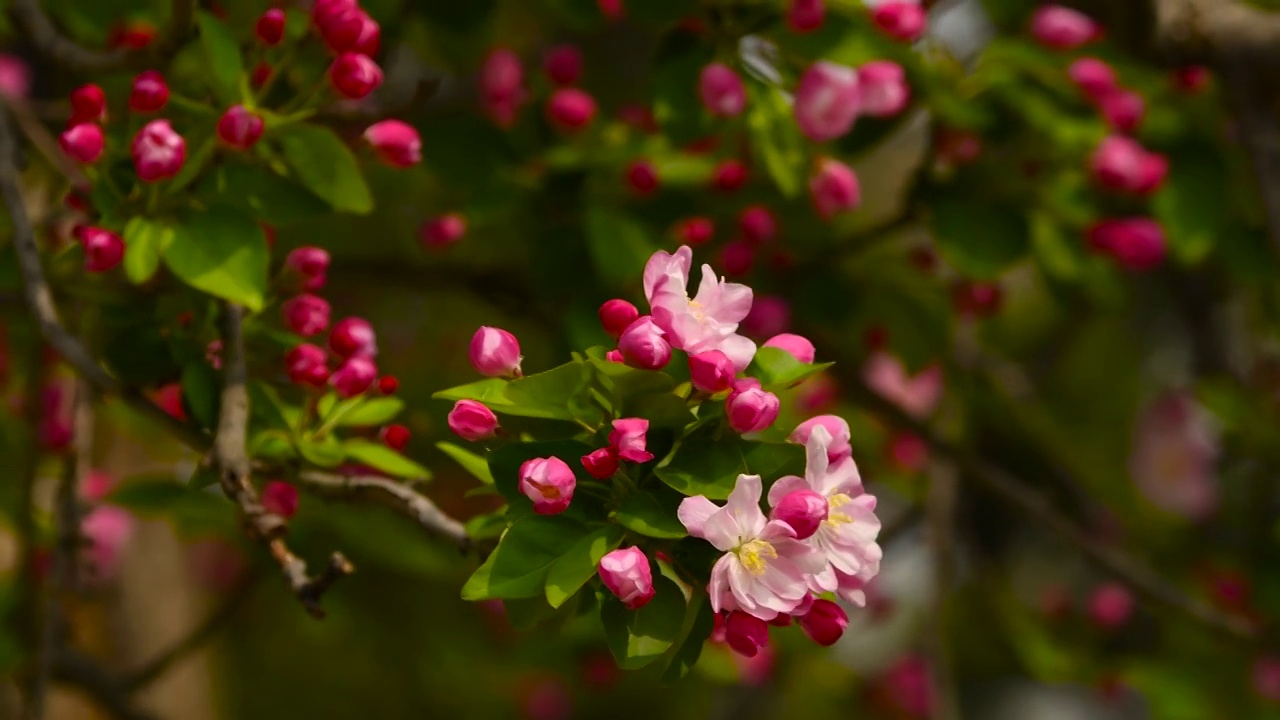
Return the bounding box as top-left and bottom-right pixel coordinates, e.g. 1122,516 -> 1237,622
700,63 -> 746,118
881,655 -> 934,717
793,61 -> 860,142
216,105 -> 264,150
1129,391 -> 1218,519
643,245 -> 757,371
448,399 -> 499,441
81,506 -> 135,583
871,1 -> 926,42
363,120 -> 421,167
1088,582 -> 1134,629
546,88 -> 597,132
1090,135 -> 1167,195
712,159 -> 749,192
625,159 -> 660,195
1030,5 -> 1099,50
598,547 -> 655,609
739,206 -> 776,244
1254,657 -> 1280,702
330,317 -> 378,358
788,0 -> 825,33
719,240 -> 754,276
330,355 -> 377,397
261,481 -> 299,519
689,350 -> 736,394
286,246 -> 329,291
581,447 -> 619,479
420,213 -> 466,248
469,326 -> 522,377
129,70 -> 169,113
863,351 -> 942,418
0,54 -> 30,99
286,344 -> 330,387
519,456 -> 576,515
790,415 -> 852,462
762,333 -> 815,363
282,294 -> 330,337
80,470 -> 115,502
320,8 -> 380,56
609,418 -> 653,463
1087,217 -> 1167,271
1068,57 -> 1116,100
329,52 -> 383,99
381,424 -> 410,450
69,84 -> 107,123
618,316 -> 671,369
543,45 -> 583,86
480,48 -> 527,127
741,295 -> 790,338
60,123 -> 104,163
724,611 -> 770,657
674,216 -> 715,245
598,299 -> 640,339
857,61 -> 910,117
255,8 -> 285,45
131,119 -> 185,182
678,474 -> 828,620
770,490 -> 827,540
1097,88 -> 1145,133
726,379 -> 780,434
75,226 -> 124,272
810,158 -> 861,219
798,598 -> 847,645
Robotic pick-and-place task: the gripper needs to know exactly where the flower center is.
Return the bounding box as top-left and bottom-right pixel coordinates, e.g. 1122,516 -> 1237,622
736,539 -> 777,576
688,298 -> 707,322
825,493 -> 854,526
528,479 -> 561,500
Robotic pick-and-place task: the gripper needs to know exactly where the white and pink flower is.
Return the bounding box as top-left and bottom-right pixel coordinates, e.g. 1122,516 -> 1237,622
644,246 -> 757,371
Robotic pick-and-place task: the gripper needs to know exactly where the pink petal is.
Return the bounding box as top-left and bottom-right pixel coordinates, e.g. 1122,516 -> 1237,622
678,495 -> 720,538
717,333 -> 758,372
725,474 -> 766,539
643,246 -> 692,302
766,474 -> 810,507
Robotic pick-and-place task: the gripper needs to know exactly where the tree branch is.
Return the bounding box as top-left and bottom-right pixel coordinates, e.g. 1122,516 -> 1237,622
297,470 -> 471,551
1153,0 -> 1280,68
924,463 -> 961,720
8,0 -> 129,71
51,649 -> 158,720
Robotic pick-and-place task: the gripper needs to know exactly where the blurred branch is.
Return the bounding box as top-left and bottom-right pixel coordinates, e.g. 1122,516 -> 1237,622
924,463 -> 960,720
1154,0 -> 1280,68
297,470 -> 471,551
10,0 -> 195,72
1225,66 -> 1280,260
51,649 -> 158,720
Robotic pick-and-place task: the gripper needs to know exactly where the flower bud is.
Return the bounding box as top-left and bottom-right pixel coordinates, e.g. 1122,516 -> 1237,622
481,48 -> 526,127
108,20 -> 157,50
720,240 -> 755,276
798,599 -> 848,645
771,489 -> 828,540
285,343 -> 330,387
81,506 -> 135,583
1087,218 -> 1166,271
255,8 -> 285,45
281,294 -> 330,337
625,159 -> 659,196
609,418 -> 653,463
75,226 -> 124,272
546,87 -> 597,132
59,123 -> 104,164
1030,5 -> 1099,50
739,206 -> 776,244
793,61 -> 860,142
1173,65 -> 1210,94
518,456 -> 576,515
312,0 -> 357,28
788,0 -> 825,33
872,1 -> 926,42
617,316 -> 671,370
598,299 -> 639,339
330,355 -> 377,398
1088,583 -> 1133,630
321,8 -> 380,56
448,399 -> 499,441
1068,57 -> 1116,100
378,375 -> 399,394
131,119 -> 186,182
329,52 -> 383,99
741,295 -> 791,338
581,447 -> 619,479
712,159 -> 748,192
469,326 -> 522,377
1098,88 -> 1144,133
674,216 -> 715,245
857,61 -> 909,117
605,349 -> 624,363
810,158 -> 861,220
726,379 -> 780,433
951,281 -> 1003,318
418,213 -> 466,248
790,415 -> 853,462
381,424 -> 410,450
129,70 -> 169,113
261,480 -> 298,519
216,105 -> 264,150
689,350 -> 736,394
1090,136 -> 1166,195
286,246 -> 329,291
699,63 -> 746,118
69,84 -> 106,123
543,45 -> 583,86
598,0 -> 624,19
888,431 -> 929,471
251,61 -> 274,88
363,119 -> 421,168
724,611 -> 769,658
598,547 -> 655,610
762,333 -> 815,364
329,316 -> 378,358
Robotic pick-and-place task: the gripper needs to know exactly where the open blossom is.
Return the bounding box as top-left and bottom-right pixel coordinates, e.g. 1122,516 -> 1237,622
598,547 -> 655,609
857,61 -> 909,117
643,245 -> 756,372
790,415 -> 852,462
678,474 -> 828,620
793,61 -> 860,142
863,351 -> 942,418
609,418 -> 653,463
1129,391 -> 1218,519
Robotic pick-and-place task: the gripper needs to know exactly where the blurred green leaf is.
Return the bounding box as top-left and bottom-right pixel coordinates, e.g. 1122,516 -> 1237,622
196,163 -> 330,226
1154,144 -> 1229,264
461,515 -> 590,600
436,441 -> 495,485
122,215 -> 173,284
163,208 -> 268,311
545,525 -> 624,608
600,575 -> 686,669
929,195 -> 1029,279
277,124 -> 373,214
616,485 -> 687,539
197,10 -> 244,103
343,440 -> 432,480
746,79 -> 807,198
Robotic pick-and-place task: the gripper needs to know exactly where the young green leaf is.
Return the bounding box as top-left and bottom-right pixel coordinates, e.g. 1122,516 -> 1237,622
277,124 -> 373,214
461,515 -> 591,600
343,440 -> 431,480
600,575 -> 688,669
436,441 -> 495,485
122,216 -> 174,284
163,209 -> 268,311
545,525 -> 624,608
197,11 -> 245,104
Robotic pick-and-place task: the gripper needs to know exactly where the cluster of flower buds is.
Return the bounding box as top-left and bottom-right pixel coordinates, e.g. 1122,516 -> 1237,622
311,0 -> 384,99
870,1 -> 927,42
793,58 -> 911,144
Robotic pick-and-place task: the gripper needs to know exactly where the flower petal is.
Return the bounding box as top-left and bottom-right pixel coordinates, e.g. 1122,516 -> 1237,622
725,474 -> 766,539
643,246 -> 692,303
766,474 -> 811,507
677,495 -> 720,538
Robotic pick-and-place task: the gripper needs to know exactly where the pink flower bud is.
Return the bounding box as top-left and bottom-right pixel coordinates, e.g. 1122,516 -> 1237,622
888,431 -> 929,470
604,349 -> 624,363
129,70 -> 169,113
598,547 -> 655,610
790,415 -> 852,461
1087,218 -> 1166,271
872,1 -> 926,42
1090,136 -> 1166,195
771,489 -> 828,540
543,45 -> 583,86
321,8 -> 380,56
625,159 -> 660,195
519,456 -> 576,515
1068,57 -> 1116,100
1097,88 -> 1144,133
739,206 -> 776,244
609,418 -> 653,463
1254,658 -> 1280,702
598,0 -> 624,19
69,84 -> 106,123
419,213 -> 466,249
720,240 -> 755,276
255,8 -> 285,45
378,375 -> 399,394
699,63 -> 747,118
286,246 -> 329,291
131,119 -> 185,182
1030,5 -> 1099,50
546,88 -> 597,132
724,611 -> 769,658
617,316 -> 671,370
59,123 -> 104,164
1088,582 -> 1133,630
1173,65 -> 1210,94
331,355 -> 377,398
726,379 -> 780,433
788,0 -> 825,32
329,52 -> 383,99
80,470 -> 115,502
261,480 -> 298,518
481,48 -> 527,127
674,216 -> 715,245
381,423 -> 410,450
793,61 -> 860,142
763,333 -> 815,364
689,350 -> 736,394
448,399 -> 499,441
857,61 -> 910,117
712,159 -> 749,192
216,105 -> 264,150
741,295 -> 791,338
286,343 -> 330,387
581,447 -> 619,479
798,598 -> 848,645
597,299 -> 639,340
75,226 -> 124,272
281,294 -> 330,337
312,0 -> 357,27
81,506 -> 135,583
809,158 -> 861,220
469,326 -> 522,377
329,317 -> 378,358
363,119 -> 421,168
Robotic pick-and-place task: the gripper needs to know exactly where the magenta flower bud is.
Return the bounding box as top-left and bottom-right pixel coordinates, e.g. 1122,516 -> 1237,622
330,355 -> 377,398
363,119 -> 421,168
798,598 -> 848,645
519,456 -> 576,515
810,158 -> 861,220
598,0 -> 624,18
76,226 -> 124,272
605,349 -> 624,363
1088,582 -> 1134,630
281,294 -> 330,337
872,1 -> 926,42
546,87 -> 597,132
741,295 -> 791,338
261,480 -> 298,519
609,418 -> 653,463
689,350 -> 736,394
857,61 -> 910,117
1030,5 -> 1099,50
763,333 -> 815,363
1098,88 -> 1145,133
469,326 -> 522,377
81,506 -> 135,583
712,159 -> 749,192
720,240 -> 755,276
285,343 -> 330,387
543,45 -> 583,86
255,8 -> 285,45
771,489 -> 828,540
481,48 -> 527,127
131,119 -> 185,182
448,399 -> 499,441
286,246 -> 329,291
322,8 -> 380,56
598,547 -> 655,610
419,213 -> 466,248
312,0 -> 357,26
329,52 -> 383,99
1090,136 -> 1166,195
581,447 -> 619,479
599,299 -> 639,339
726,380 -> 780,433
59,123 -> 104,164
790,415 -> 853,462
724,611 -> 769,658
618,316 -> 671,370
1135,153 -> 1169,194
625,159 -> 660,196
69,84 -> 106,123
330,317 -> 378,358
1087,218 -> 1167,271
1255,658 -> 1280,702
1174,65 -> 1210,93
699,63 -> 746,118
788,0 -> 825,32
216,105 -> 264,150
793,61 -> 860,142
1068,57 -> 1116,100
674,216 -> 715,245
129,70 -> 169,113
739,205 -> 776,244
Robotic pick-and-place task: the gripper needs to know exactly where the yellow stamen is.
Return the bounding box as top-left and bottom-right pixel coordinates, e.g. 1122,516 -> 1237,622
528,480 -> 561,500
825,493 -> 854,526
736,539 -> 777,576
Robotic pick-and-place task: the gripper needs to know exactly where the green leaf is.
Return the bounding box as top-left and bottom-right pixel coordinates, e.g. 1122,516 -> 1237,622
929,195 -> 1029,279
163,208 -> 268,311
600,575 -> 687,669
297,435 -> 345,467
585,206 -> 658,287
432,378 -> 511,406
661,591 -> 715,681
196,163 -> 329,226
434,361 -> 600,423
746,79 -> 807,198
652,32 -> 714,145
746,347 -> 834,389
436,441 -> 495,485
655,422 -> 748,499
461,515 -> 590,600
343,440 -> 431,480
1153,144 -> 1229,265
180,362 -> 219,431
545,525 -> 625,608
197,11 -> 244,104
122,216 -> 173,284
277,124 -> 373,214
320,396 -> 404,427
616,485 -> 688,539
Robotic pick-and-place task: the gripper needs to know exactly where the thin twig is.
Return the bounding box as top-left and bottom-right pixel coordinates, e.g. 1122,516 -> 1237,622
8,0 -> 129,71
298,471 -> 471,551
924,462 -> 960,720
50,649 -> 158,720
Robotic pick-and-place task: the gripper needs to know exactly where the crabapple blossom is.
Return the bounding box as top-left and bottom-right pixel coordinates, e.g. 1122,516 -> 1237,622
643,245 -> 756,371
598,547 -> 655,609
469,326 -> 522,376
448,400 -> 499,441
793,61 -> 860,142
762,333 -> 815,364
608,418 -> 653,463
519,456 -> 576,515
